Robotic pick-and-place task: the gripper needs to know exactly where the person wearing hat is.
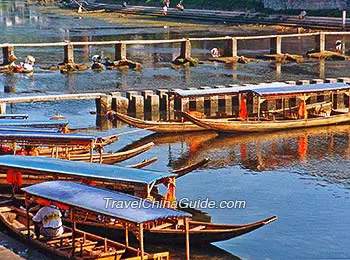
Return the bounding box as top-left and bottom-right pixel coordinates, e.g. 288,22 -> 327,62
21,55 -> 35,73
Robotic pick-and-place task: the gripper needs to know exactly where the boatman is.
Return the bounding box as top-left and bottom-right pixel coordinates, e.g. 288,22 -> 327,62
32,204 -> 64,238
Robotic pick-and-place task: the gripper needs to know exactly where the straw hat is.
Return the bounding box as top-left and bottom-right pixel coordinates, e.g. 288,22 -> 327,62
26,55 -> 36,63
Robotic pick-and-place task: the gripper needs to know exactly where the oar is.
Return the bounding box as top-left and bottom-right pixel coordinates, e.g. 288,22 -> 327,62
72,0 -> 88,12
101,126 -> 157,144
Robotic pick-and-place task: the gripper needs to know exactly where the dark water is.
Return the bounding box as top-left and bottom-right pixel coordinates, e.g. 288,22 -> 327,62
1,1 -> 350,259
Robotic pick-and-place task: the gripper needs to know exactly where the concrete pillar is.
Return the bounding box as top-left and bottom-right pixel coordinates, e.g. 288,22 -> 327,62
315,33 -> 326,53
141,90 -> 154,99
195,97 -> 205,113
180,40 -> 191,59
0,103 -> 6,114
63,44 -> 74,64
209,96 -> 219,117
224,38 -> 237,57
311,79 -> 324,84
179,98 -> 190,112
129,95 -> 144,117
224,95 -> 233,116
2,46 -> 14,65
145,95 -> 160,113
126,91 -> 138,101
96,95 -> 112,129
114,96 -> 129,114
115,43 -> 127,60
325,78 -> 337,83
270,36 -> 282,55
156,89 -> 169,112
285,81 -> 296,85
168,98 -> 175,120
334,93 -> 345,109
296,80 -> 310,85
337,77 -> 350,83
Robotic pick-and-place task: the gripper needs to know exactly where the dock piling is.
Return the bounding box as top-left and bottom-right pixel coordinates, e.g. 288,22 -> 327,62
1,45 -> 15,65
315,33 -> 326,53
63,44 -> 74,64
270,36 -> 282,55
224,38 -> 238,57
180,39 -> 191,59
115,43 -> 127,61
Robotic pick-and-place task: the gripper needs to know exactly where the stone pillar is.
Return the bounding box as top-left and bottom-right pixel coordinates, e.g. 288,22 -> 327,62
115,43 -> 127,60
0,103 -> 6,114
156,89 -> 169,112
195,97 -> 205,113
334,93 -> 345,109
63,44 -> 74,64
297,80 -> 310,85
129,95 -> 144,118
2,46 -> 14,65
270,36 -> 282,55
315,33 -> 326,53
141,90 -> 154,99
114,96 -> 129,114
145,95 -> 160,113
209,96 -> 219,117
311,79 -> 324,84
126,91 -> 138,101
179,98 -> 190,112
224,95 -> 233,116
325,78 -> 337,83
224,38 -> 237,57
96,95 -> 112,129
285,81 -> 296,85
180,40 -> 191,59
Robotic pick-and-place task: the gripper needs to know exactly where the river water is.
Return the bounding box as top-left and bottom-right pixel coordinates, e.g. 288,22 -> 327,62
1,1 -> 350,259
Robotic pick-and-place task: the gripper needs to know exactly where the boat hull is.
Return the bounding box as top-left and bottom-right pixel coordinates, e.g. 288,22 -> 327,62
183,111 -> 350,133
113,112 -> 206,133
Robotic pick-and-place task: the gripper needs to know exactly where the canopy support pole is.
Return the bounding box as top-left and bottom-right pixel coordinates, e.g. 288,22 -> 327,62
185,217 -> 190,260
257,96 -> 261,121
71,210 -> 76,259
125,225 -> 129,247
90,141 -> 94,162
25,194 -> 30,238
303,94 -> 307,120
139,223 -> 144,260
12,142 -> 16,155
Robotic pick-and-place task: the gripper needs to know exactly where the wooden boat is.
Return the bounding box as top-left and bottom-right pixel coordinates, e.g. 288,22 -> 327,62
66,142 -> 155,164
1,180 -> 189,259
127,157 -> 158,168
181,83 -> 350,133
111,111 -> 206,133
171,158 -> 210,178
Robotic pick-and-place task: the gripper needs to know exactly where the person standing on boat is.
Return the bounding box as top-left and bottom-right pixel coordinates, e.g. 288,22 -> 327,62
32,204 -> 64,238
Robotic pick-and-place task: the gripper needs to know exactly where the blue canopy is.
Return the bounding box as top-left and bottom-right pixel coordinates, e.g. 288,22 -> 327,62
0,131 -> 95,143
0,114 -> 28,119
0,127 -> 60,133
247,82 -> 349,96
172,82 -> 290,97
0,155 -> 176,185
22,181 -> 190,223
0,119 -> 69,128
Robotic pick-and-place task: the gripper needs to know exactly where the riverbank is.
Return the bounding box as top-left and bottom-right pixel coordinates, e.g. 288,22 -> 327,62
70,1 -> 349,30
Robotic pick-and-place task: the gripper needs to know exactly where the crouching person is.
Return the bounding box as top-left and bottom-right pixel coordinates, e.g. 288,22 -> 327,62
32,204 -> 64,238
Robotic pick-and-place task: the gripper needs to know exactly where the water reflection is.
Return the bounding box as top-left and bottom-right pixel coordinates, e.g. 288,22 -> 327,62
131,125 -> 350,184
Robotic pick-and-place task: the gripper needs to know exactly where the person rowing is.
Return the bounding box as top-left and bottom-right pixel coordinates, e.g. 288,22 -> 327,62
14,55 -> 36,73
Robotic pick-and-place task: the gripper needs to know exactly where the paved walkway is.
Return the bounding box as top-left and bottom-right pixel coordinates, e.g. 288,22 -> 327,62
83,2 -> 349,30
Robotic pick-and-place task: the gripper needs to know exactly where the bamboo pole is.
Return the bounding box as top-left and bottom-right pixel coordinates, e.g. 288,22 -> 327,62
185,217 -> 190,260
257,96 -> 261,121
125,226 -> 129,247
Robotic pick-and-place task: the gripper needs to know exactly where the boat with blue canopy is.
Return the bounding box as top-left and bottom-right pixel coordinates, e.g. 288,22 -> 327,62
182,82 -> 350,132
0,181 -> 192,259
0,119 -> 69,128
0,114 -> 28,119
0,155 -> 177,204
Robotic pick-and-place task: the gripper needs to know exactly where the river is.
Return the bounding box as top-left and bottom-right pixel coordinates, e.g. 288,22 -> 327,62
1,1 -> 350,259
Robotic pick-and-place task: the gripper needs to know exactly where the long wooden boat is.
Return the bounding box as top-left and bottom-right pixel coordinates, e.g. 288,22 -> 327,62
182,110 -> 350,133
1,180 -> 191,259
171,158 -> 210,178
111,111 -> 206,133
66,142 -> 155,164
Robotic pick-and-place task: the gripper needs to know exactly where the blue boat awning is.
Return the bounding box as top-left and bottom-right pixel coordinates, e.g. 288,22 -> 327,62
22,181 -> 190,223
247,82 -> 350,96
0,155 -> 176,185
0,119 -> 69,128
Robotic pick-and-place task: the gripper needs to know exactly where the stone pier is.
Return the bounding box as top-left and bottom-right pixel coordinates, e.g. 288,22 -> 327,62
63,44 -> 74,64
1,45 -> 15,65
